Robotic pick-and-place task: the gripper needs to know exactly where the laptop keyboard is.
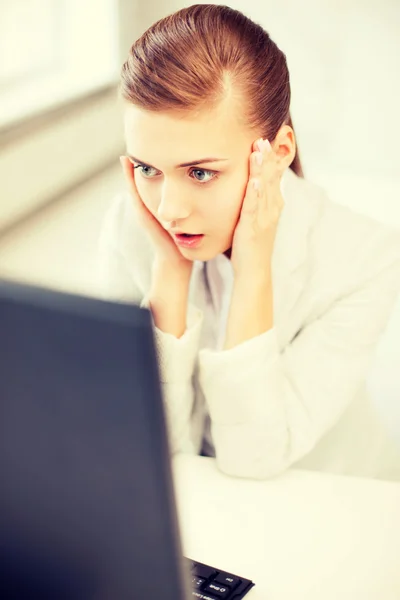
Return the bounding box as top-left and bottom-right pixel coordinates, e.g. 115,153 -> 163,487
184,557 -> 255,599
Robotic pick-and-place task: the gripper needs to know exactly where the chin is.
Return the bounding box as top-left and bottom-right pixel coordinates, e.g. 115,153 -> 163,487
191,247 -> 231,263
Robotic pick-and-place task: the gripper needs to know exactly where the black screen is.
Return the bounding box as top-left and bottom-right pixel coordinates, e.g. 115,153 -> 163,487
0,280 -> 189,599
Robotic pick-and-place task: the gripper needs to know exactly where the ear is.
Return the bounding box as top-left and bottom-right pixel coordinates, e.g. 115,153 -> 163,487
272,125 -> 296,170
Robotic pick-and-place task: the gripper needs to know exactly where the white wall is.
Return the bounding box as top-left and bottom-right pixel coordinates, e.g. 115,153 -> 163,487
0,89 -> 123,231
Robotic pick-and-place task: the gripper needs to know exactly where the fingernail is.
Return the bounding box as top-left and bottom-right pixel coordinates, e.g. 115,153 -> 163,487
119,155 -> 125,165
262,139 -> 271,152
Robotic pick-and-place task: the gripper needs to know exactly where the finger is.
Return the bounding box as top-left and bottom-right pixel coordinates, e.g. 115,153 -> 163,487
253,137 -> 269,153
238,142 -> 263,216
119,156 -> 154,224
259,139 -> 285,182
248,148 -> 268,204
249,143 -> 283,224
251,139 -> 274,176
240,175 -> 260,220
252,140 -> 282,196
119,156 -> 142,206
255,138 -> 280,170
119,155 -> 155,223
119,156 -> 173,244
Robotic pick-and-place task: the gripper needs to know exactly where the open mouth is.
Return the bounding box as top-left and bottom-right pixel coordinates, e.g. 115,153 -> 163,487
173,233 -> 204,248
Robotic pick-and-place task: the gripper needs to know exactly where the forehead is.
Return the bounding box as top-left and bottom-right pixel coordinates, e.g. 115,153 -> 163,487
123,100 -> 251,163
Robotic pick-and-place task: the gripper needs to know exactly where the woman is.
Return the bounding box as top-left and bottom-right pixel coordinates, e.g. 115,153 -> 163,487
98,4 -> 400,480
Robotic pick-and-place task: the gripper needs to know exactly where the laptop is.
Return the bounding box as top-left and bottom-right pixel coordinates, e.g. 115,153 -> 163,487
0,278 -> 255,599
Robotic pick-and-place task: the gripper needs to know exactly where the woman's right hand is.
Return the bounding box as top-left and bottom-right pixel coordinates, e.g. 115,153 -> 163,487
119,156 -> 193,281
120,155 -> 193,338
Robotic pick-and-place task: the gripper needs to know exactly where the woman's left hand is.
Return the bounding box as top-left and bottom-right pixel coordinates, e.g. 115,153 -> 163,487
230,138 -> 285,281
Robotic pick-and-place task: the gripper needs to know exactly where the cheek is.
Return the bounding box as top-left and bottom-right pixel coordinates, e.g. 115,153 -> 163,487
217,176 -> 247,231
135,178 -> 159,215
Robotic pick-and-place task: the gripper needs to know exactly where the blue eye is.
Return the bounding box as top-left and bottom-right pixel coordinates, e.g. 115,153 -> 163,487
190,168 -> 216,184
134,164 -> 158,178
133,163 -> 219,185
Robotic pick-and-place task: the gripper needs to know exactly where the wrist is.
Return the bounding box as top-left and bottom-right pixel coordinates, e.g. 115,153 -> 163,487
152,257 -> 193,288
233,269 -> 272,295
224,270 -> 274,350
149,259 -> 191,338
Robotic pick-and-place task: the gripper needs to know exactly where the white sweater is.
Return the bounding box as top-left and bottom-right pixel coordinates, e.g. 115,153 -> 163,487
97,168 -> 400,480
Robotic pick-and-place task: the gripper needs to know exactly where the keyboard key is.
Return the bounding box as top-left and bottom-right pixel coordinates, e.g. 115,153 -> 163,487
192,576 -> 206,588
214,572 -> 241,589
193,564 -> 217,580
205,581 -> 231,597
184,557 -> 255,599
191,593 -> 219,600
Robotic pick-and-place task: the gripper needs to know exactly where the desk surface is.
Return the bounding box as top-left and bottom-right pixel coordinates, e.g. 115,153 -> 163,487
172,455 -> 400,600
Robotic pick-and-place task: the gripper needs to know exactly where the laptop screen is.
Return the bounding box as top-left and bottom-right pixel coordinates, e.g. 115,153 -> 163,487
0,279 -> 189,599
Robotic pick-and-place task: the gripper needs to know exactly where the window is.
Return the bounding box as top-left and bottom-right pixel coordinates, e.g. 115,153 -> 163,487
0,0 -> 119,128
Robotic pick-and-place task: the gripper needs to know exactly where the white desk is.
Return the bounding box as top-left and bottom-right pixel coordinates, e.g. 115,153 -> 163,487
172,455 -> 400,600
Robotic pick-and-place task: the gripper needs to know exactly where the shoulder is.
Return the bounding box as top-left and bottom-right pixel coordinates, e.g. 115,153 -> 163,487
285,169 -> 400,290
99,191 -> 149,251
98,191 -> 155,287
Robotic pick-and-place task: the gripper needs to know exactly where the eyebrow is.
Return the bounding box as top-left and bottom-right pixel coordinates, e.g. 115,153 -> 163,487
127,155 -> 228,168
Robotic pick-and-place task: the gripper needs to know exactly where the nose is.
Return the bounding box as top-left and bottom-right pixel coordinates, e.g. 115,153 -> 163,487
157,181 -> 191,223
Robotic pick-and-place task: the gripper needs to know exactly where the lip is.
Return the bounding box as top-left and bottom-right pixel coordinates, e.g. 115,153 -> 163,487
169,229 -> 201,235
173,233 -> 204,249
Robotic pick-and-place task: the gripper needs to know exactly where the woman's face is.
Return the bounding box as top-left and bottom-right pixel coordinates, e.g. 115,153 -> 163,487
123,98 -> 259,261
